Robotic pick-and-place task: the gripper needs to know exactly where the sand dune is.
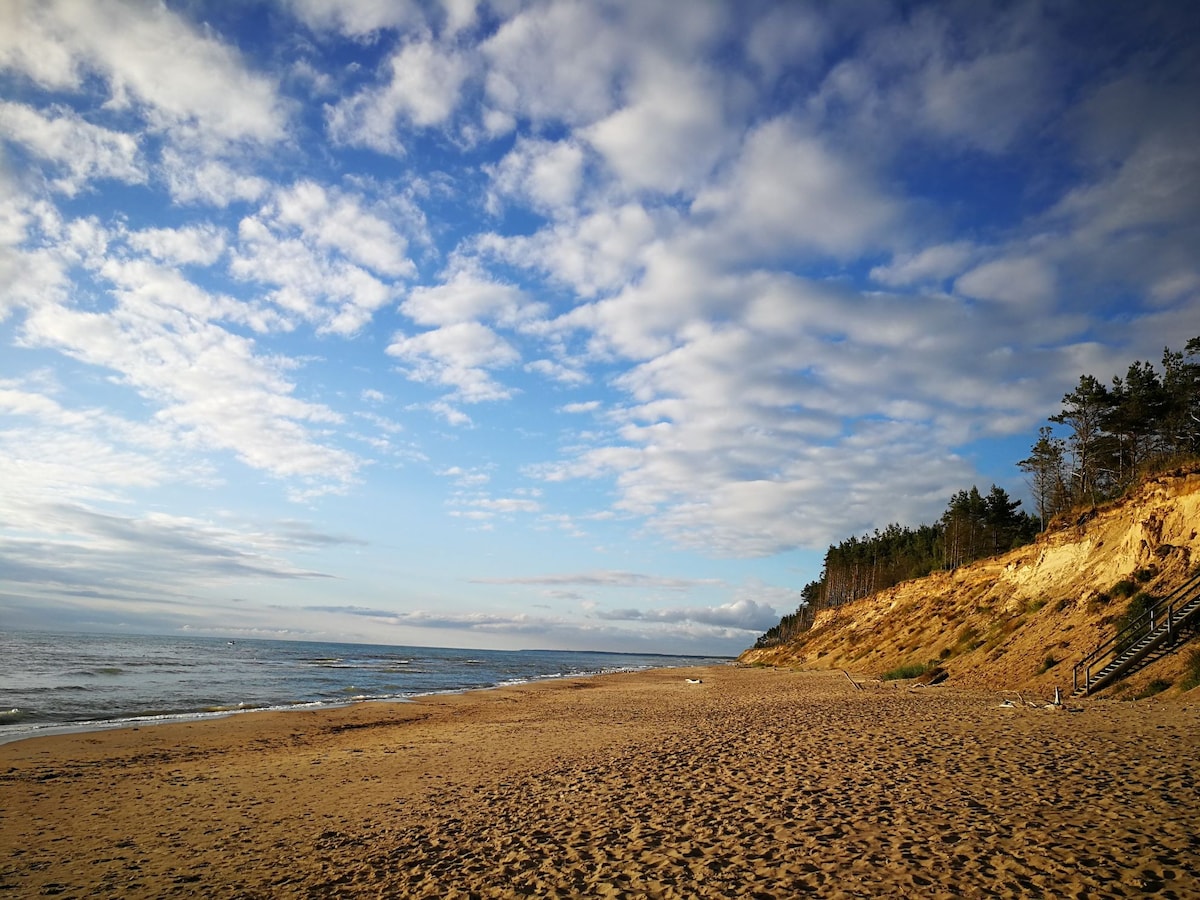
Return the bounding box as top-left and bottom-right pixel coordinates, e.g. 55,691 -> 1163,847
2,667 -> 1197,898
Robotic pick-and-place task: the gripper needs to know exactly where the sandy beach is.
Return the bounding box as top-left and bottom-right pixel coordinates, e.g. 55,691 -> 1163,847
2,666 -> 1198,899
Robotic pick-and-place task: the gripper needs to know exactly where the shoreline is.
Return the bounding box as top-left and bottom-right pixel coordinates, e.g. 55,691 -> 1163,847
3,666 -> 1198,898
0,659 -> 717,748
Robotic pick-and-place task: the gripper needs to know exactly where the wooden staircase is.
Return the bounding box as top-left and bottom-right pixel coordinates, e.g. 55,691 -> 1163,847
1072,571 -> 1200,696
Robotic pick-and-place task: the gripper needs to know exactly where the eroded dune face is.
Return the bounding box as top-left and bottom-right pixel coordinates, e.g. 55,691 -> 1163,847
742,470 -> 1200,692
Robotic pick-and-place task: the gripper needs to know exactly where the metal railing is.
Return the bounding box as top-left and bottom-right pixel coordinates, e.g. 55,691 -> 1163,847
1072,571 -> 1200,696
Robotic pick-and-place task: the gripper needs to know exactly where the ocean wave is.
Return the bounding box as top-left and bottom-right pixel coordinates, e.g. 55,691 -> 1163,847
201,702 -> 254,713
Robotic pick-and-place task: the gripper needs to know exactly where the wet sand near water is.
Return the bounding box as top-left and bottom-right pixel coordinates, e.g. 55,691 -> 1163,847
2,667 -> 1198,898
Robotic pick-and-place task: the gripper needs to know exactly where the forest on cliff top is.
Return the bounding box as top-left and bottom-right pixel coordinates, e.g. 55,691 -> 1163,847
756,337 -> 1200,650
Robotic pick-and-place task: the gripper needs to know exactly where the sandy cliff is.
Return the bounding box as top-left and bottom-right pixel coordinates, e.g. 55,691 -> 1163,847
740,467 -> 1200,695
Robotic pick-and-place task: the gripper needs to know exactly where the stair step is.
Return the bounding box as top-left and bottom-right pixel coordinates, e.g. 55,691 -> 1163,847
1073,576 -> 1200,695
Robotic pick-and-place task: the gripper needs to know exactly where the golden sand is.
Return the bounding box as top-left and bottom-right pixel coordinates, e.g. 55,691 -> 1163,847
2,667 -> 1198,898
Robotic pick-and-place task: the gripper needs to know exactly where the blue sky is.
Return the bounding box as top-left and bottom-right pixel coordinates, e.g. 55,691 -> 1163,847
1,0 -> 1197,655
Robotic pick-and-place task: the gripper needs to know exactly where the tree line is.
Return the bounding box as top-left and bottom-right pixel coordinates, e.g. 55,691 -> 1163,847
754,337 -> 1200,650
1019,337 -> 1200,527
755,487 -> 1038,648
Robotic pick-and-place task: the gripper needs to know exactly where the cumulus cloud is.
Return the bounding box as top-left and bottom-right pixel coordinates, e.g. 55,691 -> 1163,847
0,0 -> 287,147
159,149 -> 270,207
3,0 -> 1198,654
19,287 -> 359,483
525,358 -> 588,386
388,321 -> 519,402
870,242 -> 974,288
283,0 -> 425,38
560,400 -> 601,414
691,116 -> 900,260
583,57 -> 732,195
0,101 -> 144,194
533,262 -> 1069,554
810,3 -> 1056,156
229,181 -> 414,335
486,137 -> 585,215
272,180 -> 415,277
401,268 -> 538,328
480,1 -> 626,128
916,44 -> 1052,153
480,203 -> 658,300
450,493 -> 543,520
1,205 -> 361,495
125,224 -> 227,267
745,5 -> 831,79
327,40 -> 471,154
955,256 -> 1056,308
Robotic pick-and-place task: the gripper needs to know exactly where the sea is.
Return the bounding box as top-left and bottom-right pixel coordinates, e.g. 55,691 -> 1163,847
0,631 -> 730,746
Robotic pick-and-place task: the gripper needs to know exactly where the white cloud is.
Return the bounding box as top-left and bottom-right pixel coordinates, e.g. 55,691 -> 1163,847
428,399 -> 472,426
98,256 -> 283,333
0,385 -> 173,503
388,321 -> 519,403
439,465 -> 490,486
327,40 -> 470,154
560,400 -> 600,414
555,239 -> 740,360
0,0 -> 287,147
692,116 -> 899,260
21,294 -> 358,484
486,137 -> 585,215
0,200 -> 73,323
916,45 -> 1050,153
453,494 -> 543,518
1053,79 -> 1200,249
583,57 -> 732,196
273,180 -> 415,278
525,358 -> 587,386
746,5 -> 831,80
0,2 -> 79,90
441,0 -> 478,36
870,242 -> 974,288
808,4 -> 1057,157
534,259 -> 1080,554
597,598 -> 778,631
231,218 -> 392,335
125,224 -> 227,267
401,269 -> 538,328
0,101 -> 144,195
283,0 -> 425,38
159,149 -> 270,207
955,256 -> 1056,307
480,203 -> 658,300
229,181 -> 413,335
4,214 -> 361,490
481,1 -> 626,128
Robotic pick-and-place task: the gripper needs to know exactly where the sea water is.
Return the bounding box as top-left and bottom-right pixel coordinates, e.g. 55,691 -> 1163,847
0,631 -> 728,745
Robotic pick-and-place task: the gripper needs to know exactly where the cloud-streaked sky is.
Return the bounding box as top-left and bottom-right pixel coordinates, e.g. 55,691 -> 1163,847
2,0 -> 1197,655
